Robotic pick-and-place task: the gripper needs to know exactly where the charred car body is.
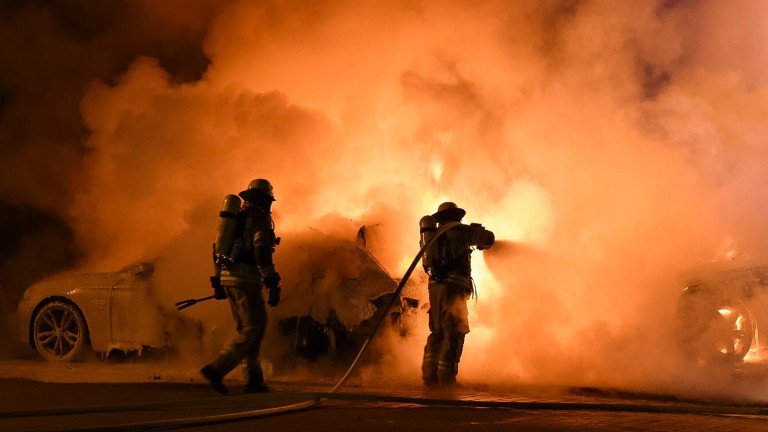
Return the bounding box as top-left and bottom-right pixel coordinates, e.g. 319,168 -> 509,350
269,231 -> 420,365
677,262 -> 768,364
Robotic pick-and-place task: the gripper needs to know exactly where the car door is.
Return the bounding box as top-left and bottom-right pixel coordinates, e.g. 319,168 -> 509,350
108,262 -> 163,351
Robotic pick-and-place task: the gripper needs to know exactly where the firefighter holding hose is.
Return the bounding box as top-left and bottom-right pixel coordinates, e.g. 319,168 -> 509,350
420,202 -> 494,387
201,178 -> 282,395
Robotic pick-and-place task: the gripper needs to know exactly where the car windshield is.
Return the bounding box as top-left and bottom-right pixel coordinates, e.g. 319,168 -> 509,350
119,262 -> 154,276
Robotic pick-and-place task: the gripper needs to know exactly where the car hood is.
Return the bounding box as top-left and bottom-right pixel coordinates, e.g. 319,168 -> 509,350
274,234 -> 402,329
680,261 -> 768,301
30,272 -> 126,293
23,262 -> 154,298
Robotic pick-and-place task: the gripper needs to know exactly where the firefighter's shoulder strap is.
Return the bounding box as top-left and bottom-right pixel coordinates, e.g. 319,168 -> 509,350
230,207 -> 255,263
429,223 -> 462,278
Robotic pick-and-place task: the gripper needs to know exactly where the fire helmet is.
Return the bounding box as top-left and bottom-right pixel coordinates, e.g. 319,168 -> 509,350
432,201 -> 466,223
239,178 -> 276,202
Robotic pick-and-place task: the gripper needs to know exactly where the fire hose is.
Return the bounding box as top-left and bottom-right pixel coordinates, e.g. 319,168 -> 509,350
326,220 -> 459,392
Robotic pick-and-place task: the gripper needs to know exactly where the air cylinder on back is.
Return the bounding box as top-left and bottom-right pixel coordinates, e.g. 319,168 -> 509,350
419,215 -> 438,269
214,194 -> 242,265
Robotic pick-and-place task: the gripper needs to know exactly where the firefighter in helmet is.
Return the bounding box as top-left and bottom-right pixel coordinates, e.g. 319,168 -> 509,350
201,178 -> 282,395
420,202 -> 494,387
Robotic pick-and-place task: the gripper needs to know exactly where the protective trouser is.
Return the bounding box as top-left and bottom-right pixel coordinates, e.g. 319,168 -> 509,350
206,283 -> 267,386
422,282 -> 470,386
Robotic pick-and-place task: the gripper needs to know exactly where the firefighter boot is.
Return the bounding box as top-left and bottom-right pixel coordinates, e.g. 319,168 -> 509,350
201,365 -> 229,396
422,333 -> 441,387
243,359 -> 268,393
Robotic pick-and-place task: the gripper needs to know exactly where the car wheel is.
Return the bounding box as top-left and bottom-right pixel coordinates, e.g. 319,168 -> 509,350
710,304 -> 754,362
680,296 -> 756,363
32,301 -> 89,362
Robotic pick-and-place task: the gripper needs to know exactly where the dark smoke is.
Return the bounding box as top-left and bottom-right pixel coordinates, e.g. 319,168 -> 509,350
0,0 -> 220,354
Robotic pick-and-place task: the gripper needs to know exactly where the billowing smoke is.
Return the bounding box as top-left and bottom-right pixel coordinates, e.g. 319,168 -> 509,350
3,0 -> 768,400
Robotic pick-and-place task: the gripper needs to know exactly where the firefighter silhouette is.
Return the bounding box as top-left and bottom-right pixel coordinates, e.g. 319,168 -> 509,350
420,202 -> 494,387
201,179 -> 282,395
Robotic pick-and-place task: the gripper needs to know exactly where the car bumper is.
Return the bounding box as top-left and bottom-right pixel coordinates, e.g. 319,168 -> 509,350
17,298 -> 33,346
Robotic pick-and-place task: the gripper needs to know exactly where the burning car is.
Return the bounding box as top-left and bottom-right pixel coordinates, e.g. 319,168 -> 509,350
17,261 -> 167,362
677,262 -> 768,364
17,229 -> 420,364
268,229 -> 421,364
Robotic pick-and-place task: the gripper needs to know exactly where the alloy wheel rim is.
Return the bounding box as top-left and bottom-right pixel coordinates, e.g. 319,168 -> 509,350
36,307 -> 80,357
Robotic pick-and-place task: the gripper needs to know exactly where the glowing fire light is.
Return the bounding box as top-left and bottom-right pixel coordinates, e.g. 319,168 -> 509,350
715,307 -> 761,362
430,158 -> 444,184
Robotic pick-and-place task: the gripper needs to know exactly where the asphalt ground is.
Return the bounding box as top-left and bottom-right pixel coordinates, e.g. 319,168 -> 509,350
2,376 -> 768,432
2,352 -> 768,431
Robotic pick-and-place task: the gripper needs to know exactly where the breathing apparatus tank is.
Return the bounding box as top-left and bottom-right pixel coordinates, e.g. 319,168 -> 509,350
419,215 -> 438,270
213,194 -> 242,267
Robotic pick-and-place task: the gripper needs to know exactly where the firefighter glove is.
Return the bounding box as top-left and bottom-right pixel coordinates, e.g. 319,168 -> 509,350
264,273 -> 281,307
267,286 -> 281,307
213,286 -> 226,300
210,276 -> 226,300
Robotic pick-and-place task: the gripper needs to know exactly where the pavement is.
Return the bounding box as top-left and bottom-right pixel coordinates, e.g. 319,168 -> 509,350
1,369 -> 768,431
1,383 -> 768,431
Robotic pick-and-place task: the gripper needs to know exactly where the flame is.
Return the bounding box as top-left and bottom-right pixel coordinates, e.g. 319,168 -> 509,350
429,157 -> 444,184
714,307 -> 761,362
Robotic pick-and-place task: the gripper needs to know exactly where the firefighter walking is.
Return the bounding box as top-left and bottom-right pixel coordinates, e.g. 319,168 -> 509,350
420,202 -> 494,387
201,179 -> 282,395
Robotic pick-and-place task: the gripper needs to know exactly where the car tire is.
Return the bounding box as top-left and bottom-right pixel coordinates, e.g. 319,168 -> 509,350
32,301 -> 89,362
678,296 -> 754,364
712,303 -> 754,362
